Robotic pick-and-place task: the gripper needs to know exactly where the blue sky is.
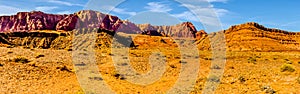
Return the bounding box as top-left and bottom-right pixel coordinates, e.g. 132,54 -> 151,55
0,0 -> 299,32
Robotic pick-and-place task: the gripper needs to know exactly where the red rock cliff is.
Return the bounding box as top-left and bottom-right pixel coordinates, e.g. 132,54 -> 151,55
56,10 -> 123,31
0,10 -> 202,38
0,10 -> 124,32
0,11 -> 67,32
136,22 -> 198,38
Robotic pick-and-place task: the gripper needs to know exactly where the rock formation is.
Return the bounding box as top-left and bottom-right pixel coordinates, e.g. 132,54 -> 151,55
56,10 -> 123,32
0,10 -> 202,39
0,10 -> 124,32
136,22 -> 198,38
196,30 -> 207,40
0,11 -> 67,32
196,22 -> 300,51
116,20 -> 141,34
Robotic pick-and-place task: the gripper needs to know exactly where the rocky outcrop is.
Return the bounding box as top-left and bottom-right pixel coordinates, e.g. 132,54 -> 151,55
141,30 -> 163,36
0,31 -> 71,49
136,22 -> 198,38
226,22 -> 299,35
116,20 -> 141,34
196,22 -> 300,52
56,10 -> 123,32
0,10 -> 201,39
56,14 -> 78,31
196,30 -> 207,40
0,10 -> 124,32
0,11 -> 67,32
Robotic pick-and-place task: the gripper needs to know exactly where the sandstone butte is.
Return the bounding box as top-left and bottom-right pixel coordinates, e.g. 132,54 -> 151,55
195,22 -> 300,51
0,10 -> 204,39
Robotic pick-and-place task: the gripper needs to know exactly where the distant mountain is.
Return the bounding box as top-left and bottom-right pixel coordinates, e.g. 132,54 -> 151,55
0,10 -> 203,38
0,11 -> 67,32
196,22 -> 300,52
0,10 -> 123,32
136,22 -> 198,38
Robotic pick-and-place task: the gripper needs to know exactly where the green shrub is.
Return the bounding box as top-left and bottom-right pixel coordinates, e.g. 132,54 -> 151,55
280,64 -> 295,72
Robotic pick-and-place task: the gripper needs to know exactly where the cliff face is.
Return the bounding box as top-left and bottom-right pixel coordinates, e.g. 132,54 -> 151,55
0,31 -> 71,49
56,10 -> 123,32
196,30 -> 207,40
116,20 -> 141,34
196,22 -> 300,51
0,10 -> 124,32
0,11 -> 67,32
136,22 -> 198,38
0,10 -> 202,38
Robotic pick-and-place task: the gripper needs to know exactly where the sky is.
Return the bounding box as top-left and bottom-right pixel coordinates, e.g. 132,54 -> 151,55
0,0 -> 299,32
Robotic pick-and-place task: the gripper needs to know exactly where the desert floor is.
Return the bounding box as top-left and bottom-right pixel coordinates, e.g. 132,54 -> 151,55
0,46 -> 299,93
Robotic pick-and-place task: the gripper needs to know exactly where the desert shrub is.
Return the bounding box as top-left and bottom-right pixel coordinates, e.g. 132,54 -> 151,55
76,89 -> 85,94
207,75 -> 220,82
204,57 -> 212,60
286,61 -> 293,64
280,64 -> 295,72
35,54 -> 45,58
261,85 -> 276,94
284,59 -> 293,64
170,64 -> 176,68
6,45 -> 14,48
112,71 -> 125,80
297,76 -> 300,84
211,65 -> 221,69
57,66 -> 75,72
7,51 -> 13,54
238,76 -> 246,83
12,56 -> 30,63
247,57 -> 257,64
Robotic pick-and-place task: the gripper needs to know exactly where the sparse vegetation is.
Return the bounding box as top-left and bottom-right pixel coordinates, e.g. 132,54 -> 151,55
284,59 -> 293,64
112,71 -> 125,80
6,45 -> 14,48
11,56 -> 30,63
57,66 -> 74,72
211,65 -> 221,69
7,51 -> 13,54
280,63 -> 295,72
238,76 -> 246,83
207,75 -> 220,82
247,56 -> 257,64
170,64 -> 176,68
261,85 -> 276,94
297,76 -> 300,84
35,53 -> 45,58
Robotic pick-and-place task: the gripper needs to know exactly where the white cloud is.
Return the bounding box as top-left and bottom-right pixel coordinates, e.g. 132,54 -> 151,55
35,6 -> 58,12
48,0 -> 84,6
171,11 -> 200,22
112,8 -> 137,16
183,0 -> 227,3
145,2 -> 172,12
174,3 -> 228,31
207,0 -> 228,3
0,5 -> 28,16
100,5 -> 136,16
